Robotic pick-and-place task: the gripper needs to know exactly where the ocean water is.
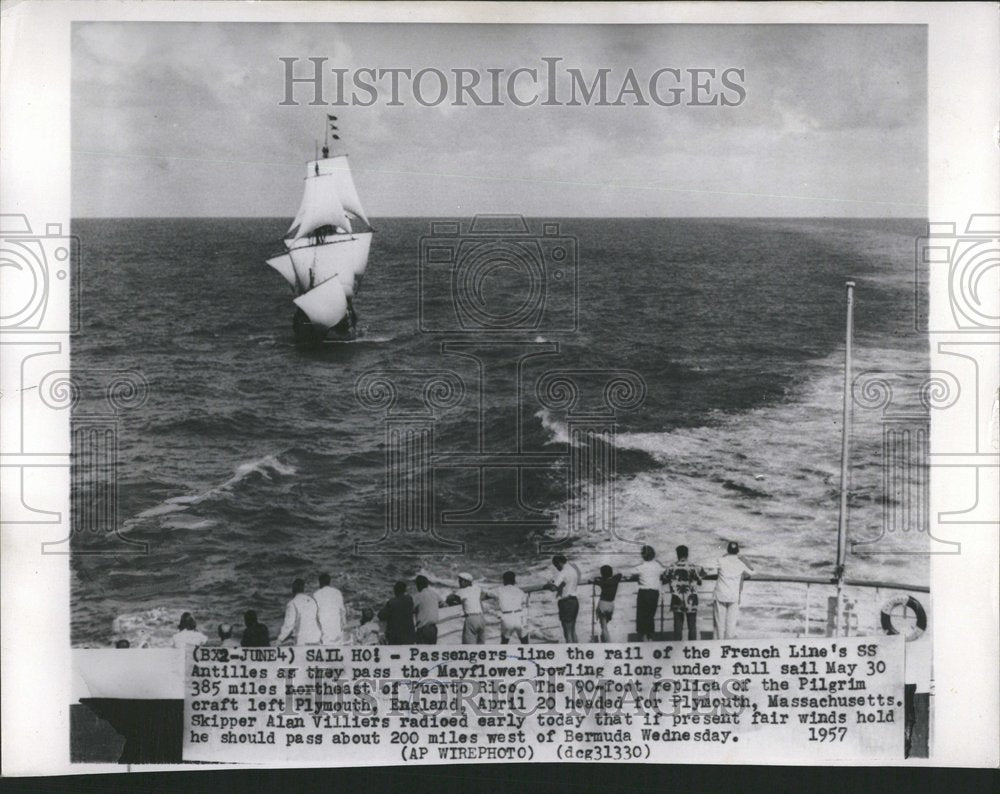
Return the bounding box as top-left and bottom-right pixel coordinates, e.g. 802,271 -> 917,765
70,217 -> 929,646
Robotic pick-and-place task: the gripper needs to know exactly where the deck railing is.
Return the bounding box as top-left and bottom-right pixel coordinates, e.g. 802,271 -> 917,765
428,574 -> 929,645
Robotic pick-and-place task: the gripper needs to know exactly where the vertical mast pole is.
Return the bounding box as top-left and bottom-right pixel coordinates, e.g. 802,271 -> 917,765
835,280 -> 855,636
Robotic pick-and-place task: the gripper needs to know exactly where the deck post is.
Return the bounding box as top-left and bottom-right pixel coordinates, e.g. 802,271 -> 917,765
804,583 -> 812,637
835,281 -> 855,636
591,583 -> 597,642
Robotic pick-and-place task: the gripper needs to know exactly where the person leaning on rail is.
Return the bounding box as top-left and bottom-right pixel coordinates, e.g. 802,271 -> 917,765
665,545 -> 706,641
545,555 -> 582,643
314,572 -> 347,645
172,612 -> 209,649
591,565 -> 623,643
631,545 -> 667,642
276,577 -> 322,646
486,571 -> 527,645
413,575 -> 447,645
712,541 -> 754,640
240,610 -> 271,647
354,607 -> 382,645
445,572 -> 488,644
217,622 -> 241,649
378,580 -> 416,645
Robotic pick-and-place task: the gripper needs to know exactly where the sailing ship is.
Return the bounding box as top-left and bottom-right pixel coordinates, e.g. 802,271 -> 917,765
265,116 -> 373,347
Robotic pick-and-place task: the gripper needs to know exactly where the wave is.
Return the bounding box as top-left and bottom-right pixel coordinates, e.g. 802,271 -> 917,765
111,607 -> 182,648
536,408 -> 569,445
540,345 -> 930,586
718,478 -> 772,499
345,334 -> 395,344
133,502 -> 188,519
125,453 -> 297,532
160,516 -> 218,530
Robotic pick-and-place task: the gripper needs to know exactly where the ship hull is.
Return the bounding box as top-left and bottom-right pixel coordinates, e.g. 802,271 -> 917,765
292,308 -> 356,348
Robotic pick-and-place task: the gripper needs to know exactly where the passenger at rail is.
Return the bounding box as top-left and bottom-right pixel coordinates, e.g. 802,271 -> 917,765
634,545 -> 666,642
546,555 -> 582,643
592,565 -> 623,642
217,622 -> 241,649
172,612 -> 209,649
276,578 -> 322,646
445,572 -> 487,644
489,571 -> 527,645
665,545 -> 705,641
713,541 -> 754,640
354,607 -> 382,645
314,572 -> 347,645
378,580 -> 416,644
413,575 -> 444,645
240,610 -> 271,648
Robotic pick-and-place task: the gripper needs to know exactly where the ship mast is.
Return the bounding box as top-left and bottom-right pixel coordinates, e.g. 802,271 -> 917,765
323,114 -> 338,159
834,280 -> 855,636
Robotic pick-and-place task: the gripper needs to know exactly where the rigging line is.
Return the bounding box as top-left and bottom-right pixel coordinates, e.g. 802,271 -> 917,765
72,148 -> 925,209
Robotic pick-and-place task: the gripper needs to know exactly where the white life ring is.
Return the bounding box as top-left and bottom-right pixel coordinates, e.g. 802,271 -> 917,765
880,595 -> 927,642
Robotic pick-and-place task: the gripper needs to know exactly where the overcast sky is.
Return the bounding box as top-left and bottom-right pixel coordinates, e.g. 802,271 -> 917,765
72,23 -> 926,218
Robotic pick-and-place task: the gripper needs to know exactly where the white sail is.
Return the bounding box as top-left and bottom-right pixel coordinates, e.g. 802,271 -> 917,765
288,232 -> 372,298
293,275 -> 349,331
295,278 -> 347,331
350,230 -> 373,277
312,156 -> 370,227
287,173 -> 353,240
265,253 -> 297,288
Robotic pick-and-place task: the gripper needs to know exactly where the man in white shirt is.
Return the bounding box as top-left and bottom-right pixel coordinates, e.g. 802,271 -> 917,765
413,575 -> 445,645
172,612 -> 208,649
277,578 -> 322,645
446,573 -> 486,644
547,555 -> 581,643
313,572 -> 346,645
633,545 -> 666,641
713,541 -> 754,640
488,571 -> 527,644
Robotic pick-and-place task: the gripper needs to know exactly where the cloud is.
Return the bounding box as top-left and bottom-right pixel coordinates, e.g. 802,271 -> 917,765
72,22 -> 926,218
